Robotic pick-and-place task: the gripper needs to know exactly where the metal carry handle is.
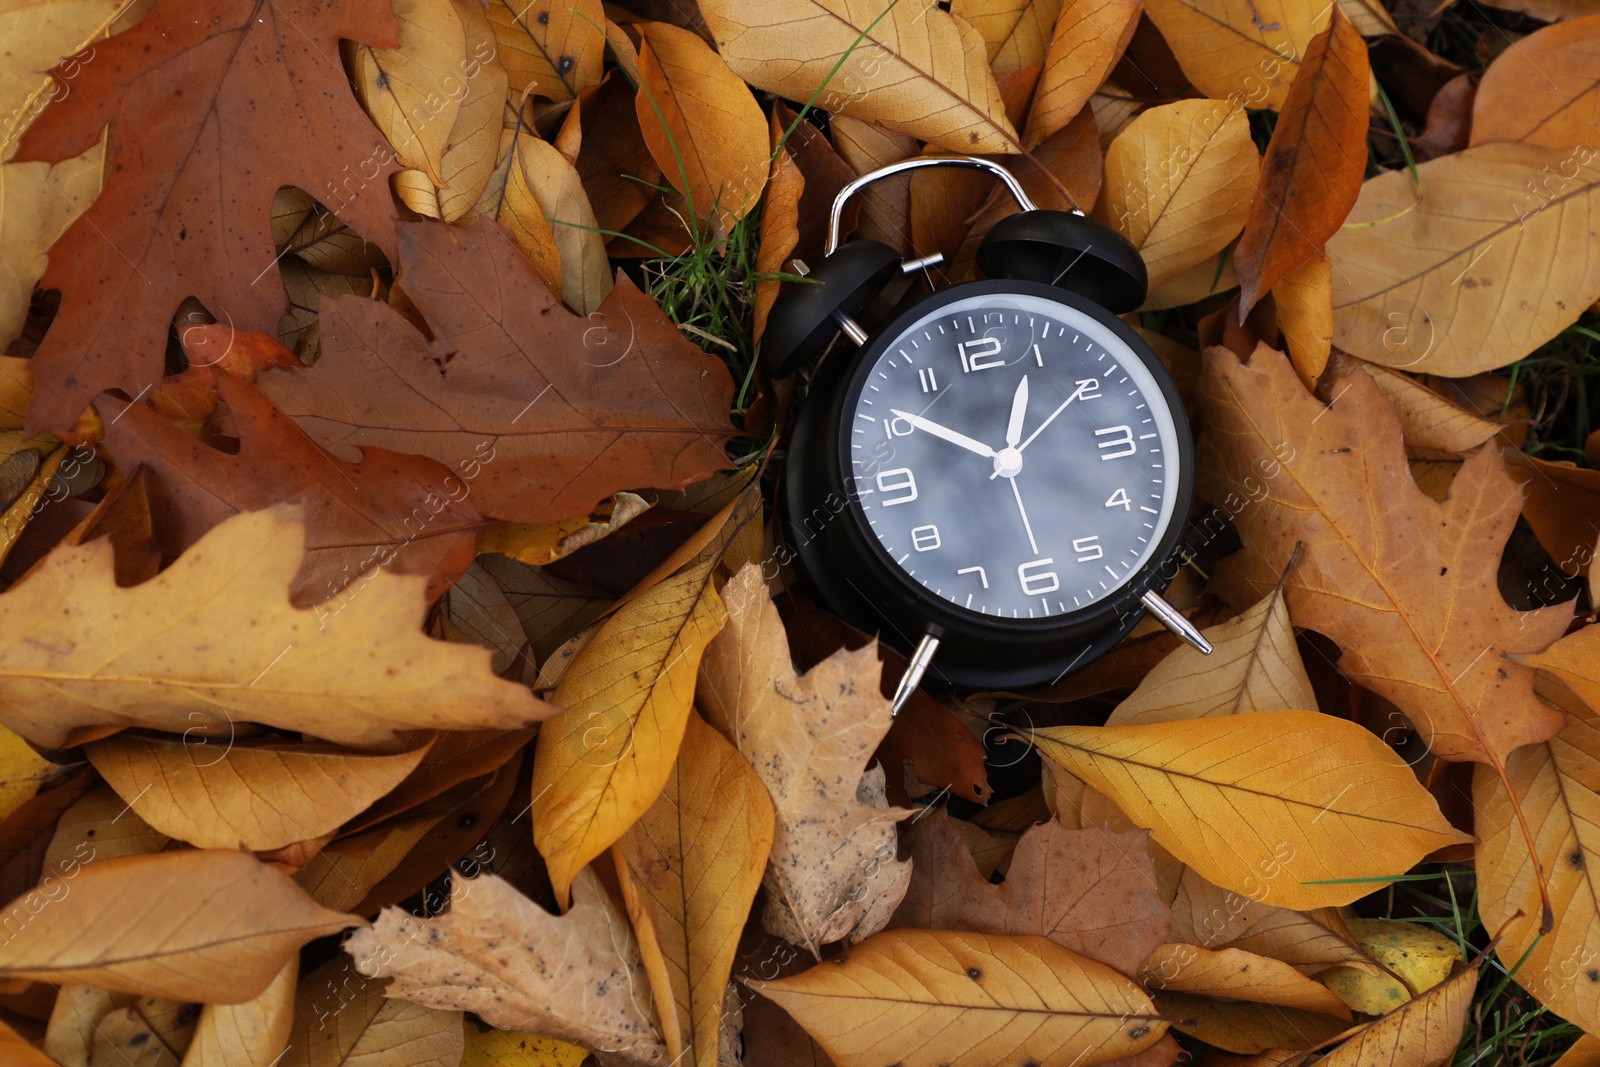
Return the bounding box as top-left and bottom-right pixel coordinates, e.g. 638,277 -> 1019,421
826,155 -> 1041,255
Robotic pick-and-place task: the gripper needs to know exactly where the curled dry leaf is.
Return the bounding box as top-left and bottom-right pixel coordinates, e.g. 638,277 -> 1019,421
696,564 -> 914,954
891,812 -> 1170,977
1328,143 -> 1600,376
1199,345 -> 1571,763
1154,991 -> 1348,1055
1031,711 -> 1468,909
84,734 -> 430,852
511,135 -> 614,314
180,958 -> 295,1067
486,0 -> 605,102
635,22 -> 768,232
346,869 -> 669,1065
258,218 -> 736,526
1095,100 -> 1259,288
0,507 -> 555,750
1234,7 -> 1369,316
748,928 -> 1169,1067
1108,581 -> 1315,726
531,517 -> 732,907
1471,14 -> 1600,150
1319,959 -> 1478,1066
698,0 -> 1018,154
13,0 -> 402,434
613,713 -> 775,1065
0,849 -> 355,1003
430,0 -> 509,223
98,370 -> 484,608
288,956 -> 463,1067
1474,695 -> 1600,1036
1022,0 -> 1141,149
1144,0 -> 1332,111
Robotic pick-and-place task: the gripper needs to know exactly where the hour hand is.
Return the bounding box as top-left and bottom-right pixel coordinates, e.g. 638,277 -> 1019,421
889,409 -> 996,458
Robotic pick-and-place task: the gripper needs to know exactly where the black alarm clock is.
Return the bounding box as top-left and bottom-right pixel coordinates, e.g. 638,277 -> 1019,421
764,155 -> 1210,704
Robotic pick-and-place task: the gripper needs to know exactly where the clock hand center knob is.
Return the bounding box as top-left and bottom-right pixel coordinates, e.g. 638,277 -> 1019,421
993,446 -> 1024,478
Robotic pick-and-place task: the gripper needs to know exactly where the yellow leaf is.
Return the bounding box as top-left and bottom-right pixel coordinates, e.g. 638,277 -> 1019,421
698,0 -> 1019,154
84,735 -> 430,851
434,0 -> 508,222
748,928 -> 1168,1067
1475,697 -> 1600,1036
1109,582 -> 1315,726
1022,0 -> 1141,148
634,22 -> 769,232
614,713 -> 775,1065
1197,345 -> 1571,764
485,0 -> 605,103
180,959 -> 295,1067
462,1026 -> 589,1067
1274,253 -> 1333,389
1555,1035 -> 1600,1067
1095,100 -> 1259,288
346,869 -> 669,1064
1032,711 -> 1468,909
477,492 -> 652,568
352,0 -> 469,185
697,564 -> 913,954
512,135 -> 613,314
1320,961 -> 1478,1066
1322,919 -> 1461,1016
0,849 -> 355,1003
0,441 -> 64,573
1144,0 -> 1332,111
531,547 -> 727,908
482,127 -> 564,299
951,0 -> 1061,78
85,996 -> 196,1066
1169,867 -> 1376,974
1141,944 -> 1352,1018
287,956 -> 463,1067
0,507 -> 555,750
1329,143 -> 1600,375
0,725 -> 55,822
752,115 -> 804,342
1472,14 -> 1600,149
43,783 -> 170,872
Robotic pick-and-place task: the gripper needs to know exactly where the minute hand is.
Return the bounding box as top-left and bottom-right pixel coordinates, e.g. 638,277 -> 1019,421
889,409 -> 996,458
1017,382 -> 1091,452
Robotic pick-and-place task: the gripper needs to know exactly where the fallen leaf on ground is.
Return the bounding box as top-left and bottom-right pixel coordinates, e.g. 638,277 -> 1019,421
748,928 -> 1169,1067
1471,14 -> 1600,150
1328,143 -> 1600,376
1022,0 -> 1141,148
1108,581 -> 1315,726
1143,0 -> 1332,110
0,849 -> 355,1002
613,713 -> 774,1065
85,734 -> 430,852
98,369 -> 483,607
1198,344 -> 1571,764
1234,6 -> 1368,315
346,869 -> 668,1064
697,0 -> 1019,154
351,0 -> 467,187
486,0 -> 605,102
13,0 -> 401,433
635,21 -> 768,232
953,0 -> 1059,79
0,507 -> 555,750
180,958 -> 295,1067
1474,694 -> 1600,1037
1031,711 -> 1469,909
697,564 -> 913,954
1320,959 -> 1478,1066
891,812 -> 1169,977
1095,100 -> 1258,288
257,218 -> 735,525
1141,944 -> 1352,1018
1322,918 -> 1461,1015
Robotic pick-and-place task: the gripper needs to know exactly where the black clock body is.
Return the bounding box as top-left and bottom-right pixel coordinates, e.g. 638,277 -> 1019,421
779,279 -> 1195,691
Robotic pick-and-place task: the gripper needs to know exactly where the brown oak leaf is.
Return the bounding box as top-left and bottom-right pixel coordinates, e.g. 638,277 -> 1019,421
258,218 -> 736,524
14,0 -> 402,434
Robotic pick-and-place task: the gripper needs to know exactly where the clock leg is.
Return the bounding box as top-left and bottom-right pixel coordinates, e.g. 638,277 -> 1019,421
1140,591 -> 1214,655
890,632 -> 942,716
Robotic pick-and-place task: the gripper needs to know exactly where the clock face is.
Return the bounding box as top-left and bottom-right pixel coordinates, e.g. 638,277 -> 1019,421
842,290 -> 1183,621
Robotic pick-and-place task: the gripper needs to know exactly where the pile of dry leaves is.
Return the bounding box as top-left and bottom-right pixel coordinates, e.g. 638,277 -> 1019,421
0,0 -> 1597,1064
